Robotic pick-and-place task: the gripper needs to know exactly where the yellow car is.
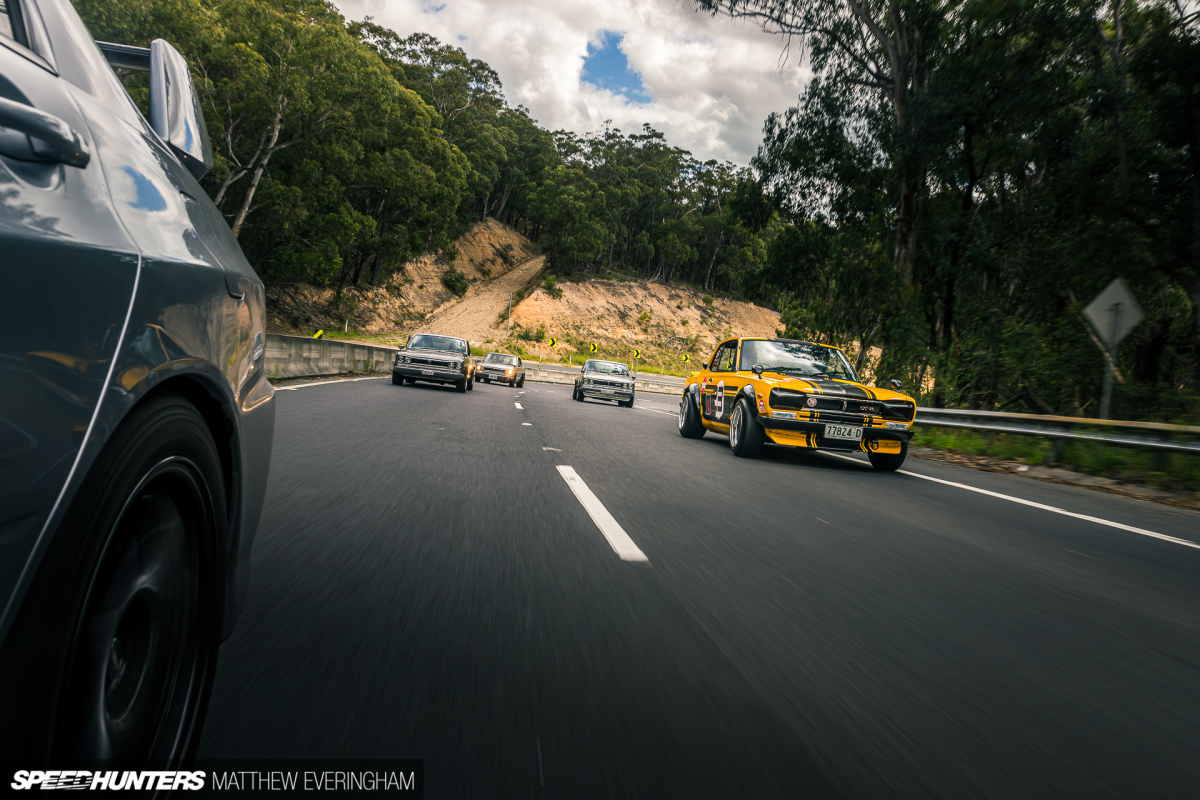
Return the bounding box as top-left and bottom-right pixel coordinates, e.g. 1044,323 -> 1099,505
678,337 -> 917,470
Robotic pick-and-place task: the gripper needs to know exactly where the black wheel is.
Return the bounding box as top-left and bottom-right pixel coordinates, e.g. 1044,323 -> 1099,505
620,397 -> 633,408
678,391 -> 705,439
404,377 -> 415,385
517,376 -> 525,388
455,377 -> 468,393
574,385 -> 585,402
0,393 -> 224,764
867,440 -> 908,471
729,397 -> 764,458
467,375 -> 474,391
392,373 -> 402,385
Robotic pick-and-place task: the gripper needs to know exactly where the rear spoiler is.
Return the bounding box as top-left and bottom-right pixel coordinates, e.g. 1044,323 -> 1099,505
95,41 -> 150,71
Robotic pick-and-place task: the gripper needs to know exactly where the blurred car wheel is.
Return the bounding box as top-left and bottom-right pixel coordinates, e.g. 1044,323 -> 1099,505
0,393 -> 224,763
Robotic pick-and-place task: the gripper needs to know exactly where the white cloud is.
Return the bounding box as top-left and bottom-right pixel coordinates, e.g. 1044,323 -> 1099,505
333,0 -> 811,165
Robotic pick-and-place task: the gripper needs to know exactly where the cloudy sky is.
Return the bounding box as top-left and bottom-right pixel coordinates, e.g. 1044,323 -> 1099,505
332,0 -> 812,166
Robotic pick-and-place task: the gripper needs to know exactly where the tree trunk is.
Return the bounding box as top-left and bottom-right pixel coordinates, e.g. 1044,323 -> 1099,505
231,95 -> 287,239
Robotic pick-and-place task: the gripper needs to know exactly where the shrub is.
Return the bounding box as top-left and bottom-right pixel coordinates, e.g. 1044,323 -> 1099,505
496,242 -> 515,266
701,295 -> 714,306
543,274 -> 563,299
442,244 -> 460,264
517,326 -> 547,342
638,311 -> 651,327
443,267 -> 469,297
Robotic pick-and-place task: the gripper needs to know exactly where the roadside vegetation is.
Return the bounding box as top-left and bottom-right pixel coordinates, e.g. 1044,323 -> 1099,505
78,0 -> 1200,428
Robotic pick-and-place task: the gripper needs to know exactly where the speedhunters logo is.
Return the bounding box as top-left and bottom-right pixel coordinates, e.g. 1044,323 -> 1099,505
11,770 -> 204,790
9,762 -> 422,795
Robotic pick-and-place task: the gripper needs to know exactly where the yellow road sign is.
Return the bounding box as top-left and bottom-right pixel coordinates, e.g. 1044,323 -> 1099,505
589,343 -> 598,353
633,349 -> 641,359
681,354 -> 690,363
313,330 -> 324,339
548,337 -> 557,348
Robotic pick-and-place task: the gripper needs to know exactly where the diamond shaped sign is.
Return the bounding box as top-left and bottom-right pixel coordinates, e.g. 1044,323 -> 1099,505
1084,278 -> 1144,347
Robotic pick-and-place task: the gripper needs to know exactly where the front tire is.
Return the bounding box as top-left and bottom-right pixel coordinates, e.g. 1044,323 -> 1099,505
574,385 -> 585,402
867,440 -> 908,471
392,373 -> 402,385
467,375 -> 474,391
678,391 -> 705,439
0,393 -> 224,764
517,376 -> 525,388
455,377 -> 468,393
729,398 -> 764,458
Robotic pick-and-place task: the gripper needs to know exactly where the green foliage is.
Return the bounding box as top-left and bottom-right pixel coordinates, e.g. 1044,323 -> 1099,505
442,267 -> 469,297
701,295 -> 714,306
702,0 -> 1200,421
516,326 -> 547,342
542,274 -> 563,299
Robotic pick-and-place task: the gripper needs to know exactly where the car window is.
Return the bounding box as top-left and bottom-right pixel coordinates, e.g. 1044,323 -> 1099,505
739,339 -> 859,381
484,354 -> 518,366
408,334 -> 466,353
711,341 -> 738,372
0,1 -> 17,41
583,360 -> 628,375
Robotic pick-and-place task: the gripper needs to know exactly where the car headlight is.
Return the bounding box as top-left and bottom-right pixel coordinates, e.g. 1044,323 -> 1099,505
404,356 -> 411,363
507,368 -> 514,375
885,421 -> 908,429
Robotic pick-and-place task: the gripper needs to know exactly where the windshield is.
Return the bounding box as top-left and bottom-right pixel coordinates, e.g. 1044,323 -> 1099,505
739,339 -> 859,382
583,360 -> 629,376
484,353 -> 518,366
408,334 -> 466,353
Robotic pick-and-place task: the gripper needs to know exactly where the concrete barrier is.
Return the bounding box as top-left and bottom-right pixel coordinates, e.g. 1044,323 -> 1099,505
265,333 -> 397,379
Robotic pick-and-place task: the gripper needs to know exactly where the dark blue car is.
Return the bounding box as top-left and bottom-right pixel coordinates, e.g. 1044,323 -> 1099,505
0,0 -> 274,763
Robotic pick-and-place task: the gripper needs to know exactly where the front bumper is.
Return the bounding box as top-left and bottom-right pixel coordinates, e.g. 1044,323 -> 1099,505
757,415 -> 913,450
581,385 -> 634,400
479,371 -> 517,382
393,365 -> 465,382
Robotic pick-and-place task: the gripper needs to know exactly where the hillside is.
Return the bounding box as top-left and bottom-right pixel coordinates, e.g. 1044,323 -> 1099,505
266,220 -> 781,370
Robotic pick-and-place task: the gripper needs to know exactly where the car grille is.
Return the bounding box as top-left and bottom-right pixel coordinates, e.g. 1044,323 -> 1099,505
404,356 -> 456,369
483,366 -> 509,374
588,378 -> 630,389
769,389 -> 885,415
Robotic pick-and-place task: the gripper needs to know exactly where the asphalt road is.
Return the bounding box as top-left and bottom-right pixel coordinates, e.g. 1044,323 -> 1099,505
519,363 -> 686,386
199,377 -> 1200,798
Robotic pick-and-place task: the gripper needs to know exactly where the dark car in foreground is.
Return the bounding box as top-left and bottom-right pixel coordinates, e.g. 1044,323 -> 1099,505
393,333 -> 473,392
0,0 -> 274,765
476,352 -> 525,387
573,359 -> 636,407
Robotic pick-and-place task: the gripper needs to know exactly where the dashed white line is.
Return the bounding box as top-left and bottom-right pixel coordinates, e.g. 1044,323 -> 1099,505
279,377 -> 389,390
636,405 -> 676,416
556,466 -> 648,562
522,423 -> 532,426
515,402 -> 523,409
542,447 -> 561,451
823,452 -> 1200,551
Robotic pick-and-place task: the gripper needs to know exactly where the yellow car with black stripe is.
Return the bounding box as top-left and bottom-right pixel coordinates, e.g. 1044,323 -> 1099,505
678,337 -> 917,470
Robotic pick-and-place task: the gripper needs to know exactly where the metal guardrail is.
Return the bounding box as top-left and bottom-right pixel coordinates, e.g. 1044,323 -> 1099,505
915,407 -> 1200,456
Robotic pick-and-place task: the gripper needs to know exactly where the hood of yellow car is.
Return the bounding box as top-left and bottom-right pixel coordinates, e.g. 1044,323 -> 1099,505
760,372 -> 914,404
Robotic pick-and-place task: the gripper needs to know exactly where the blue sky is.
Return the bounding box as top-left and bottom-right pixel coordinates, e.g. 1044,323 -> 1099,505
582,31 -> 650,103
337,0 -> 810,165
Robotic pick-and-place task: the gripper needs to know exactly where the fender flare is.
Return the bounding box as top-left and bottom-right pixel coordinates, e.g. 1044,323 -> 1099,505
738,384 -> 758,415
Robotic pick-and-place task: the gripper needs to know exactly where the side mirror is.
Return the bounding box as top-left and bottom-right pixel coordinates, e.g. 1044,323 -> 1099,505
888,378 -> 904,391
752,364 -> 765,376
149,39 -> 213,180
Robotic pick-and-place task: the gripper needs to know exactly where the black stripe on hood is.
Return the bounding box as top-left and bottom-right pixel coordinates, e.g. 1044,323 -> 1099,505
803,379 -> 872,399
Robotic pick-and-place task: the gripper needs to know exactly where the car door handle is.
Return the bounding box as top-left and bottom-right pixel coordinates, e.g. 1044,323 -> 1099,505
0,96 -> 90,168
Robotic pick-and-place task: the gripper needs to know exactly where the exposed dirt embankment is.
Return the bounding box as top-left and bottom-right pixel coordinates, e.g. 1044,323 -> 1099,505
508,279 -> 781,359
266,219 -> 539,336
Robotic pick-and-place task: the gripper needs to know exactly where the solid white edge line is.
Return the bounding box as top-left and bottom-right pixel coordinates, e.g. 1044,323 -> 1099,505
636,405 -> 676,416
823,452 -> 1200,551
515,402 -> 524,409
557,466 -> 649,562
279,376 -> 390,390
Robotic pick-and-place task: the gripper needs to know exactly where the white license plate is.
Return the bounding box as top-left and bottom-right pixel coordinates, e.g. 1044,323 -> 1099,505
601,389 -> 614,394
421,369 -> 435,376
824,424 -> 863,441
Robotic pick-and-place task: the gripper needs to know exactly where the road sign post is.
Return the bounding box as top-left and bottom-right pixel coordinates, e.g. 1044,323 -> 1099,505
506,292 -> 513,341
1084,279 -> 1143,419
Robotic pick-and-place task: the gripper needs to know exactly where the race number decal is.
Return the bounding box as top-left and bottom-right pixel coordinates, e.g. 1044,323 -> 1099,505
715,380 -> 725,418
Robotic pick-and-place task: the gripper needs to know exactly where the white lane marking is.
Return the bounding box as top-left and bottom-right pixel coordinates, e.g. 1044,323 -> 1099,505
542,447 -> 561,451
823,452 -> 1200,551
556,466 -> 649,562
636,405 -> 676,416
522,423 -> 532,426
515,402 -> 524,409
280,377 -> 389,390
